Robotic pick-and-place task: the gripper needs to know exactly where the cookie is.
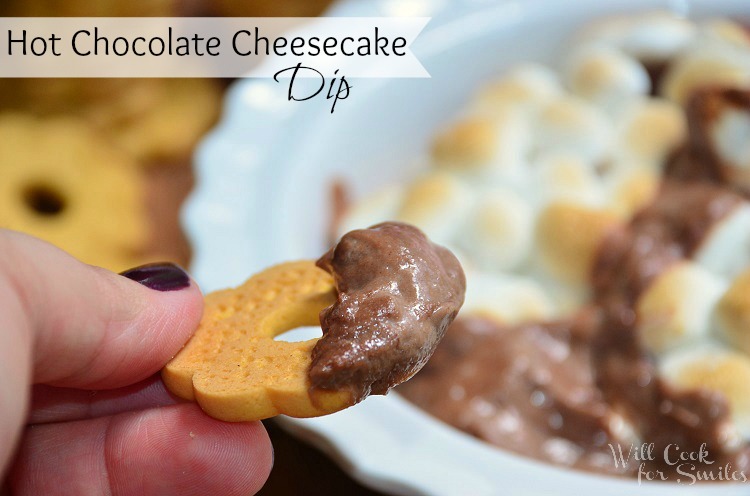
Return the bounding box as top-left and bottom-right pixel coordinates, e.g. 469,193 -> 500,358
162,261 -> 353,422
211,0 -> 332,17
0,78 -> 156,118
0,113 -> 148,271
105,78 -> 223,164
163,222 -> 466,421
0,78 -> 220,166
0,0 -> 179,116
0,0 -> 176,17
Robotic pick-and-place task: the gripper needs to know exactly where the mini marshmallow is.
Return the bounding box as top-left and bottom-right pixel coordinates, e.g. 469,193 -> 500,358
661,344 -> 750,439
661,50 -> 750,105
532,95 -> 613,165
458,188 -> 534,271
711,105 -> 750,188
432,111 -> 530,178
636,262 -> 726,354
714,268 -> 750,356
579,12 -> 695,62
614,12 -> 695,62
473,62 -> 563,114
563,44 -> 650,111
461,271 -> 555,324
431,117 -> 498,172
533,153 -> 605,207
694,202 -> 750,279
615,97 -> 687,166
535,201 -> 620,285
700,19 -> 750,49
605,166 -> 660,219
531,274 -> 590,316
396,172 -> 474,246
337,184 -> 403,236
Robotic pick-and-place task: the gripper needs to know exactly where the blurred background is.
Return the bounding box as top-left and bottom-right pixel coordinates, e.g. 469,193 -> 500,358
0,0 -> 334,273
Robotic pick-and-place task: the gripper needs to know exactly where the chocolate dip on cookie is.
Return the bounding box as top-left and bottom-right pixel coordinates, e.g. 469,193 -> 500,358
162,222 -> 465,422
310,222 -> 466,403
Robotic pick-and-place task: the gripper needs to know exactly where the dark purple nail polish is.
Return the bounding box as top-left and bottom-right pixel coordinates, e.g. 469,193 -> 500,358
120,262 -> 191,292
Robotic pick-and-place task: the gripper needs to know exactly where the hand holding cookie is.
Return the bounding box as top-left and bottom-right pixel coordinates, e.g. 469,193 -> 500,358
2,221 -> 464,494
163,222 -> 466,421
0,230 -> 272,495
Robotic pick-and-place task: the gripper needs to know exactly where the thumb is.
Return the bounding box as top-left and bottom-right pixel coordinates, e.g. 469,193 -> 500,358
0,229 -> 203,390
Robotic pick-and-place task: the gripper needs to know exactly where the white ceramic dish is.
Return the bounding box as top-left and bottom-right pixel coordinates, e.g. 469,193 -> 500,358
184,0 -> 750,494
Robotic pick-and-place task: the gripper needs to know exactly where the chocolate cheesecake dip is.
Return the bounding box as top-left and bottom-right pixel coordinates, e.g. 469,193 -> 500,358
310,222 -> 466,403
340,12 -> 750,480
400,175 -> 750,476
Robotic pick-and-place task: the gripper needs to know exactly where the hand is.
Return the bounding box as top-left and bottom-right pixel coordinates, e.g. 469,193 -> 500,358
0,230 -> 273,495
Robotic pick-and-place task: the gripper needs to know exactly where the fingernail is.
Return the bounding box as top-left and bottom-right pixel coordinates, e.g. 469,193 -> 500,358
120,262 -> 191,292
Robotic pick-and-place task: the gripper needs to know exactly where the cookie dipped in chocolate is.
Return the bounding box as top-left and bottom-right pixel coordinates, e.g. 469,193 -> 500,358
309,222 -> 466,403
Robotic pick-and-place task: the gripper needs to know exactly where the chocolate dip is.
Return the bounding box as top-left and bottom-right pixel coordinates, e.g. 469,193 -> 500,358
593,180 -> 742,308
594,308 -> 750,477
333,18 -> 750,480
309,222 -> 466,402
398,311 -> 637,474
399,167 -> 747,476
401,308 -> 750,476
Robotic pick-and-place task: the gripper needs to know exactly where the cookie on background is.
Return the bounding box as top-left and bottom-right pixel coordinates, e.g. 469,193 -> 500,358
0,78 -> 222,167
211,0 -> 333,17
106,78 -> 223,165
0,0 -> 177,17
0,113 -> 150,272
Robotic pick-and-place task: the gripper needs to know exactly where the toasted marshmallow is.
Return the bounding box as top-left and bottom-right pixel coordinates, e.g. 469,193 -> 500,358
458,188 -> 534,271
564,44 -> 650,111
432,112 -> 530,178
615,98 -> 687,166
682,86 -> 750,190
532,95 -> 613,164
616,12 -> 695,61
431,117 -> 498,172
661,345 -> 750,439
661,51 -> 750,105
535,202 -> 620,284
700,19 -> 750,49
605,166 -> 660,219
534,153 -> 605,207
580,12 -> 695,62
711,105 -> 750,188
396,172 -> 473,245
636,262 -> 725,354
462,271 -> 555,324
532,274 -> 590,316
474,63 -> 562,114
694,202 -> 750,279
337,184 -> 403,235
714,269 -> 750,356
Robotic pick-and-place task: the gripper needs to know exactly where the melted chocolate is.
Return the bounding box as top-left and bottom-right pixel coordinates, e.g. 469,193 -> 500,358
310,222 -> 466,402
594,306 -> 750,477
398,312 -> 635,474
644,61 -> 669,97
328,179 -> 351,246
399,179 -> 746,477
401,307 -> 750,476
593,180 -> 742,307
